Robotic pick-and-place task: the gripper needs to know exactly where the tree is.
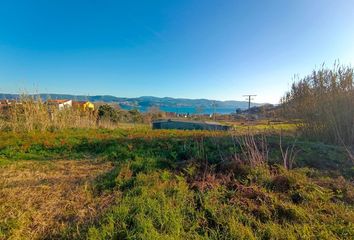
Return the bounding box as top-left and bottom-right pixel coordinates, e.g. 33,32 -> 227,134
128,109 -> 143,123
98,104 -> 119,123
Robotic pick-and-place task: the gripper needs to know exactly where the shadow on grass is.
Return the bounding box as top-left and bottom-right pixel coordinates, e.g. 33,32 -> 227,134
1,133 -> 353,178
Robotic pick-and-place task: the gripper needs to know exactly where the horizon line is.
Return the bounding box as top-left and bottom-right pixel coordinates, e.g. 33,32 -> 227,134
0,92 -> 270,104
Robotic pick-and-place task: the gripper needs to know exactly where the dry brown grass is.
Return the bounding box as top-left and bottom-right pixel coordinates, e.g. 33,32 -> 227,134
281,64 -> 354,145
0,96 -> 99,132
0,160 -> 115,240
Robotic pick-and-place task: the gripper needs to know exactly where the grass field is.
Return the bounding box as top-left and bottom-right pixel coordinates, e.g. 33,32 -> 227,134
0,127 -> 353,239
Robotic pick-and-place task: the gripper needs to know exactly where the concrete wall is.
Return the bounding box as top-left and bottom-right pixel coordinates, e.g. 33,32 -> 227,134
58,100 -> 72,110
152,120 -> 230,131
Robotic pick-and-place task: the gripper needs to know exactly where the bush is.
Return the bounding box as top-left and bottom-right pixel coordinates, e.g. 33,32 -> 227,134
98,104 -> 119,123
281,63 -> 354,145
270,175 -> 297,193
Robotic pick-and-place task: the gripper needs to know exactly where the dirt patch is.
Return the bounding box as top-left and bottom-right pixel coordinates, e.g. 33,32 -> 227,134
0,160 -> 115,239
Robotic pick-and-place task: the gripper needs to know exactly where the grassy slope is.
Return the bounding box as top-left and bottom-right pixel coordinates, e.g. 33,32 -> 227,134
0,128 -> 353,239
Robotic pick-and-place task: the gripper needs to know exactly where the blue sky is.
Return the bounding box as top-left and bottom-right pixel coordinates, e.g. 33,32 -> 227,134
0,0 -> 354,103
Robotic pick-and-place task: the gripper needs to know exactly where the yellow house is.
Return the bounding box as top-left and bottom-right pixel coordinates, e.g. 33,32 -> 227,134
72,101 -> 95,111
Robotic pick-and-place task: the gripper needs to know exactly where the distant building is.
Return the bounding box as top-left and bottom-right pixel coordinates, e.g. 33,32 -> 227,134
0,99 -> 21,110
46,99 -> 72,110
0,99 -> 20,105
72,101 -> 94,111
152,119 -> 230,131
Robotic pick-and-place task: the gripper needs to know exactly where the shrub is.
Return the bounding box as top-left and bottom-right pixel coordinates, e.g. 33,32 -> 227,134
98,104 -> 120,123
270,175 -> 297,193
281,63 -> 354,146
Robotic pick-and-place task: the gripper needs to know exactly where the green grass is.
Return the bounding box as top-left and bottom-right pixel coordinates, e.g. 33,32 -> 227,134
87,163 -> 354,239
0,128 -> 353,239
231,121 -> 297,133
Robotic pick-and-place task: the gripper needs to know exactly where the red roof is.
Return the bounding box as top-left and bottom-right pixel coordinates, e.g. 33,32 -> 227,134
46,99 -> 70,104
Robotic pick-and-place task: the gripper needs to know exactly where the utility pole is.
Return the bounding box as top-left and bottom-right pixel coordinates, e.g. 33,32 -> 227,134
243,95 -> 257,127
243,95 -> 257,111
212,101 -> 216,121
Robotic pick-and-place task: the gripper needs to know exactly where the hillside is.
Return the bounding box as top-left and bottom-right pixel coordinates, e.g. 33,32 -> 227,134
0,93 -> 263,112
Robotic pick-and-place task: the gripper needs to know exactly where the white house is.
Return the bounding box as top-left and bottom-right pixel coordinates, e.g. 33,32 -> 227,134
46,99 -> 72,110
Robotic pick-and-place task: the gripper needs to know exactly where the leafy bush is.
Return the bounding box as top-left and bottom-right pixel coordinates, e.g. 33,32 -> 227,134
98,105 -> 119,123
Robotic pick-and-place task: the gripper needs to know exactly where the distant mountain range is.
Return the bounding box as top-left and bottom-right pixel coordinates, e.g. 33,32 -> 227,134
0,93 -> 264,114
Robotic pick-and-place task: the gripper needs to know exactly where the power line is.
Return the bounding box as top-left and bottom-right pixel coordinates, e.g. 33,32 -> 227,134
243,95 -> 257,111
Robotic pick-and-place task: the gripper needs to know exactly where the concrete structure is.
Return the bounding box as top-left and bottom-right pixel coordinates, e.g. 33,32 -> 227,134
152,119 -> 231,131
0,99 -> 16,106
46,99 -> 72,110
